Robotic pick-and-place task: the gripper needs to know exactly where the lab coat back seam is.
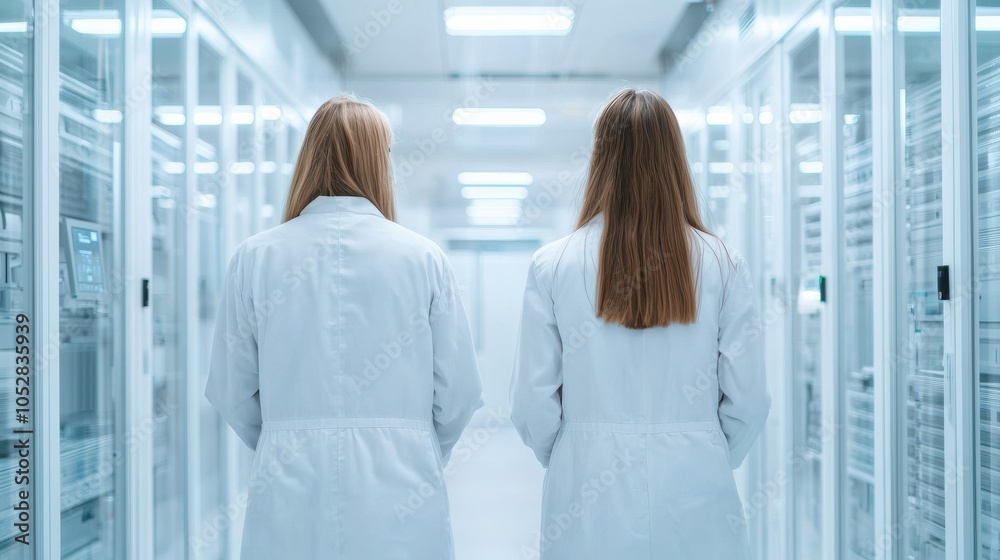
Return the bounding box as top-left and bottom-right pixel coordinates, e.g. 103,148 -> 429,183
336,211 -> 344,417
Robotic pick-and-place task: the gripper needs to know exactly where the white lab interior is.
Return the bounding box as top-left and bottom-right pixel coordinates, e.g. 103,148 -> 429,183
0,0 -> 996,559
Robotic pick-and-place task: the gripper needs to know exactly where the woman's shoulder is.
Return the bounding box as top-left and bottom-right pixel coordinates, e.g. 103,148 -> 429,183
689,230 -> 748,293
530,227 -> 588,276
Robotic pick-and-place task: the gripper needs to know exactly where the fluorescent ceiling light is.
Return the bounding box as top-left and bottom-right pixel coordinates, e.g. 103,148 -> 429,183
758,110 -> 774,125
194,162 -> 219,174
195,193 -> 217,208
466,206 -> 524,219
977,13 -> 1000,31
897,15 -> 939,33
231,106 -> 255,125
708,162 -> 734,174
789,103 -> 822,124
93,109 -> 122,124
0,22 -> 28,34
833,7 -> 872,33
66,11 -> 120,35
742,112 -> 754,124
706,106 -> 733,126
470,199 -> 524,208
151,186 -> 172,198
844,114 -> 861,125
151,10 -> 186,35
156,107 -> 185,126
194,107 -> 222,126
452,108 -> 546,127
68,9 -> 186,36
458,172 -> 533,186
674,110 -> 705,130
261,205 -> 275,219
230,162 -> 255,175
799,161 -> 824,174
469,216 -> 521,226
259,161 -> 277,174
461,186 -> 529,199
833,10 -> 996,34
259,105 -> 283,120
161,162 -> 185,175
71,17 -> 122,36
444,7 -> 574,36
834,15 -> 872,33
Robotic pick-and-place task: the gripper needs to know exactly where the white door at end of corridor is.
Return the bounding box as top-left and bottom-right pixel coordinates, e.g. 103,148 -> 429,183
448,249 -> 535,423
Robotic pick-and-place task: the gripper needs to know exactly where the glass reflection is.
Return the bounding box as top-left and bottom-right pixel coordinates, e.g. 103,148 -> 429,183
151,2 -> 187,557
0,1 -> 31,556
58,0 -> 125,557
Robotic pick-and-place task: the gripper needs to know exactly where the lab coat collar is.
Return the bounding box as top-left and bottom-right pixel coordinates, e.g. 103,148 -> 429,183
300,196 -> 385,218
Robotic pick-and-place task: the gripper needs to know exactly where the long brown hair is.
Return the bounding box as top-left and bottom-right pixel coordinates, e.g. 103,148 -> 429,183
577,88 -> 710,329
283,95 -> 396,222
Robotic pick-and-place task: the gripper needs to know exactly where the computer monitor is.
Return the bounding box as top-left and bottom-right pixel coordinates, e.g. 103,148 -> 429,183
62,218 -> 106,301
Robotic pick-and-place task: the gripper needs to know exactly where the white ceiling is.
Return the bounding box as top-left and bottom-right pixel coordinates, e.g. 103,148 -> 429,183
316,0 -> 695,229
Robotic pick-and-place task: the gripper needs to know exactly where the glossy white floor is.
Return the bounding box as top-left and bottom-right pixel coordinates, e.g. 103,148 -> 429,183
446,421 -> 545,560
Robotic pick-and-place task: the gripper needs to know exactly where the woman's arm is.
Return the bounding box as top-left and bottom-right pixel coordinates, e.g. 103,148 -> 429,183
510,257 -> 563,468
205,247 -> 263,451
429,255 -> 484,463
717,254 -> 771,469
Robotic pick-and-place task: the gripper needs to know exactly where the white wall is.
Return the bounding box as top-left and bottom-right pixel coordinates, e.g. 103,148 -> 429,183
662,0 -> 819,109
194,0 -> 341,109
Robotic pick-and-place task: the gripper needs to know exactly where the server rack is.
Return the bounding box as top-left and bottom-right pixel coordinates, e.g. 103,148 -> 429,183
903,77 -> 947,560
843,122 -> 875,559
976,52 -> 1000,560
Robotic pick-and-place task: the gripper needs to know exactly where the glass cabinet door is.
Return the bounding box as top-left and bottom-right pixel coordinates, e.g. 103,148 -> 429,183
261,94 -> 281,230
894,0 -> 946,557
150,2 -> 188,558
232,71 -> 254,245
835,3 -> 875,558
739,63 -> 782,559
704,101 -> 735,241
975,2 -> 1000,558
195,38 -> 226,560
788,31 -> 824,560
0,1 -> 31,558
58,1 -> 125,557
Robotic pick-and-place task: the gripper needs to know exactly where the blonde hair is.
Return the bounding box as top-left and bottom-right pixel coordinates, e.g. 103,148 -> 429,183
578,88 -> 711,329
283,96 -> 396,222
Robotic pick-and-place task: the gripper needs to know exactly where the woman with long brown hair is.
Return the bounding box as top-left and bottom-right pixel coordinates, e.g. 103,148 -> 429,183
510,88 -> 770,559
206,96 -> 483,559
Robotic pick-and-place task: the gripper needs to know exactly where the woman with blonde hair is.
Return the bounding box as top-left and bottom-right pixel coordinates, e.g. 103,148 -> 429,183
207,96 -> 483,559
510,88 -> 771,559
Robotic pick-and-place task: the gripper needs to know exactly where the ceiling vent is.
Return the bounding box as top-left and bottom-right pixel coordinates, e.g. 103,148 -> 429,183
738,1 -> 757,40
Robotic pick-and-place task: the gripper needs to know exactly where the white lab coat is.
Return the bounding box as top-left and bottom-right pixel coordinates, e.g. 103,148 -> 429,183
206,196 -> 483,560
510,218 -> 770,559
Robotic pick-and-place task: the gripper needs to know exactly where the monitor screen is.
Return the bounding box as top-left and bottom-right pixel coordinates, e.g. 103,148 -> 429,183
70,226 -> 104,296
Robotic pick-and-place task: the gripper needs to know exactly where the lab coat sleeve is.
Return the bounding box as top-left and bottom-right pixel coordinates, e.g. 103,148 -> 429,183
430,256 -> 484,464
205,249 -> 262,451
717,254 -> 771,469
509,258 -> 563,468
